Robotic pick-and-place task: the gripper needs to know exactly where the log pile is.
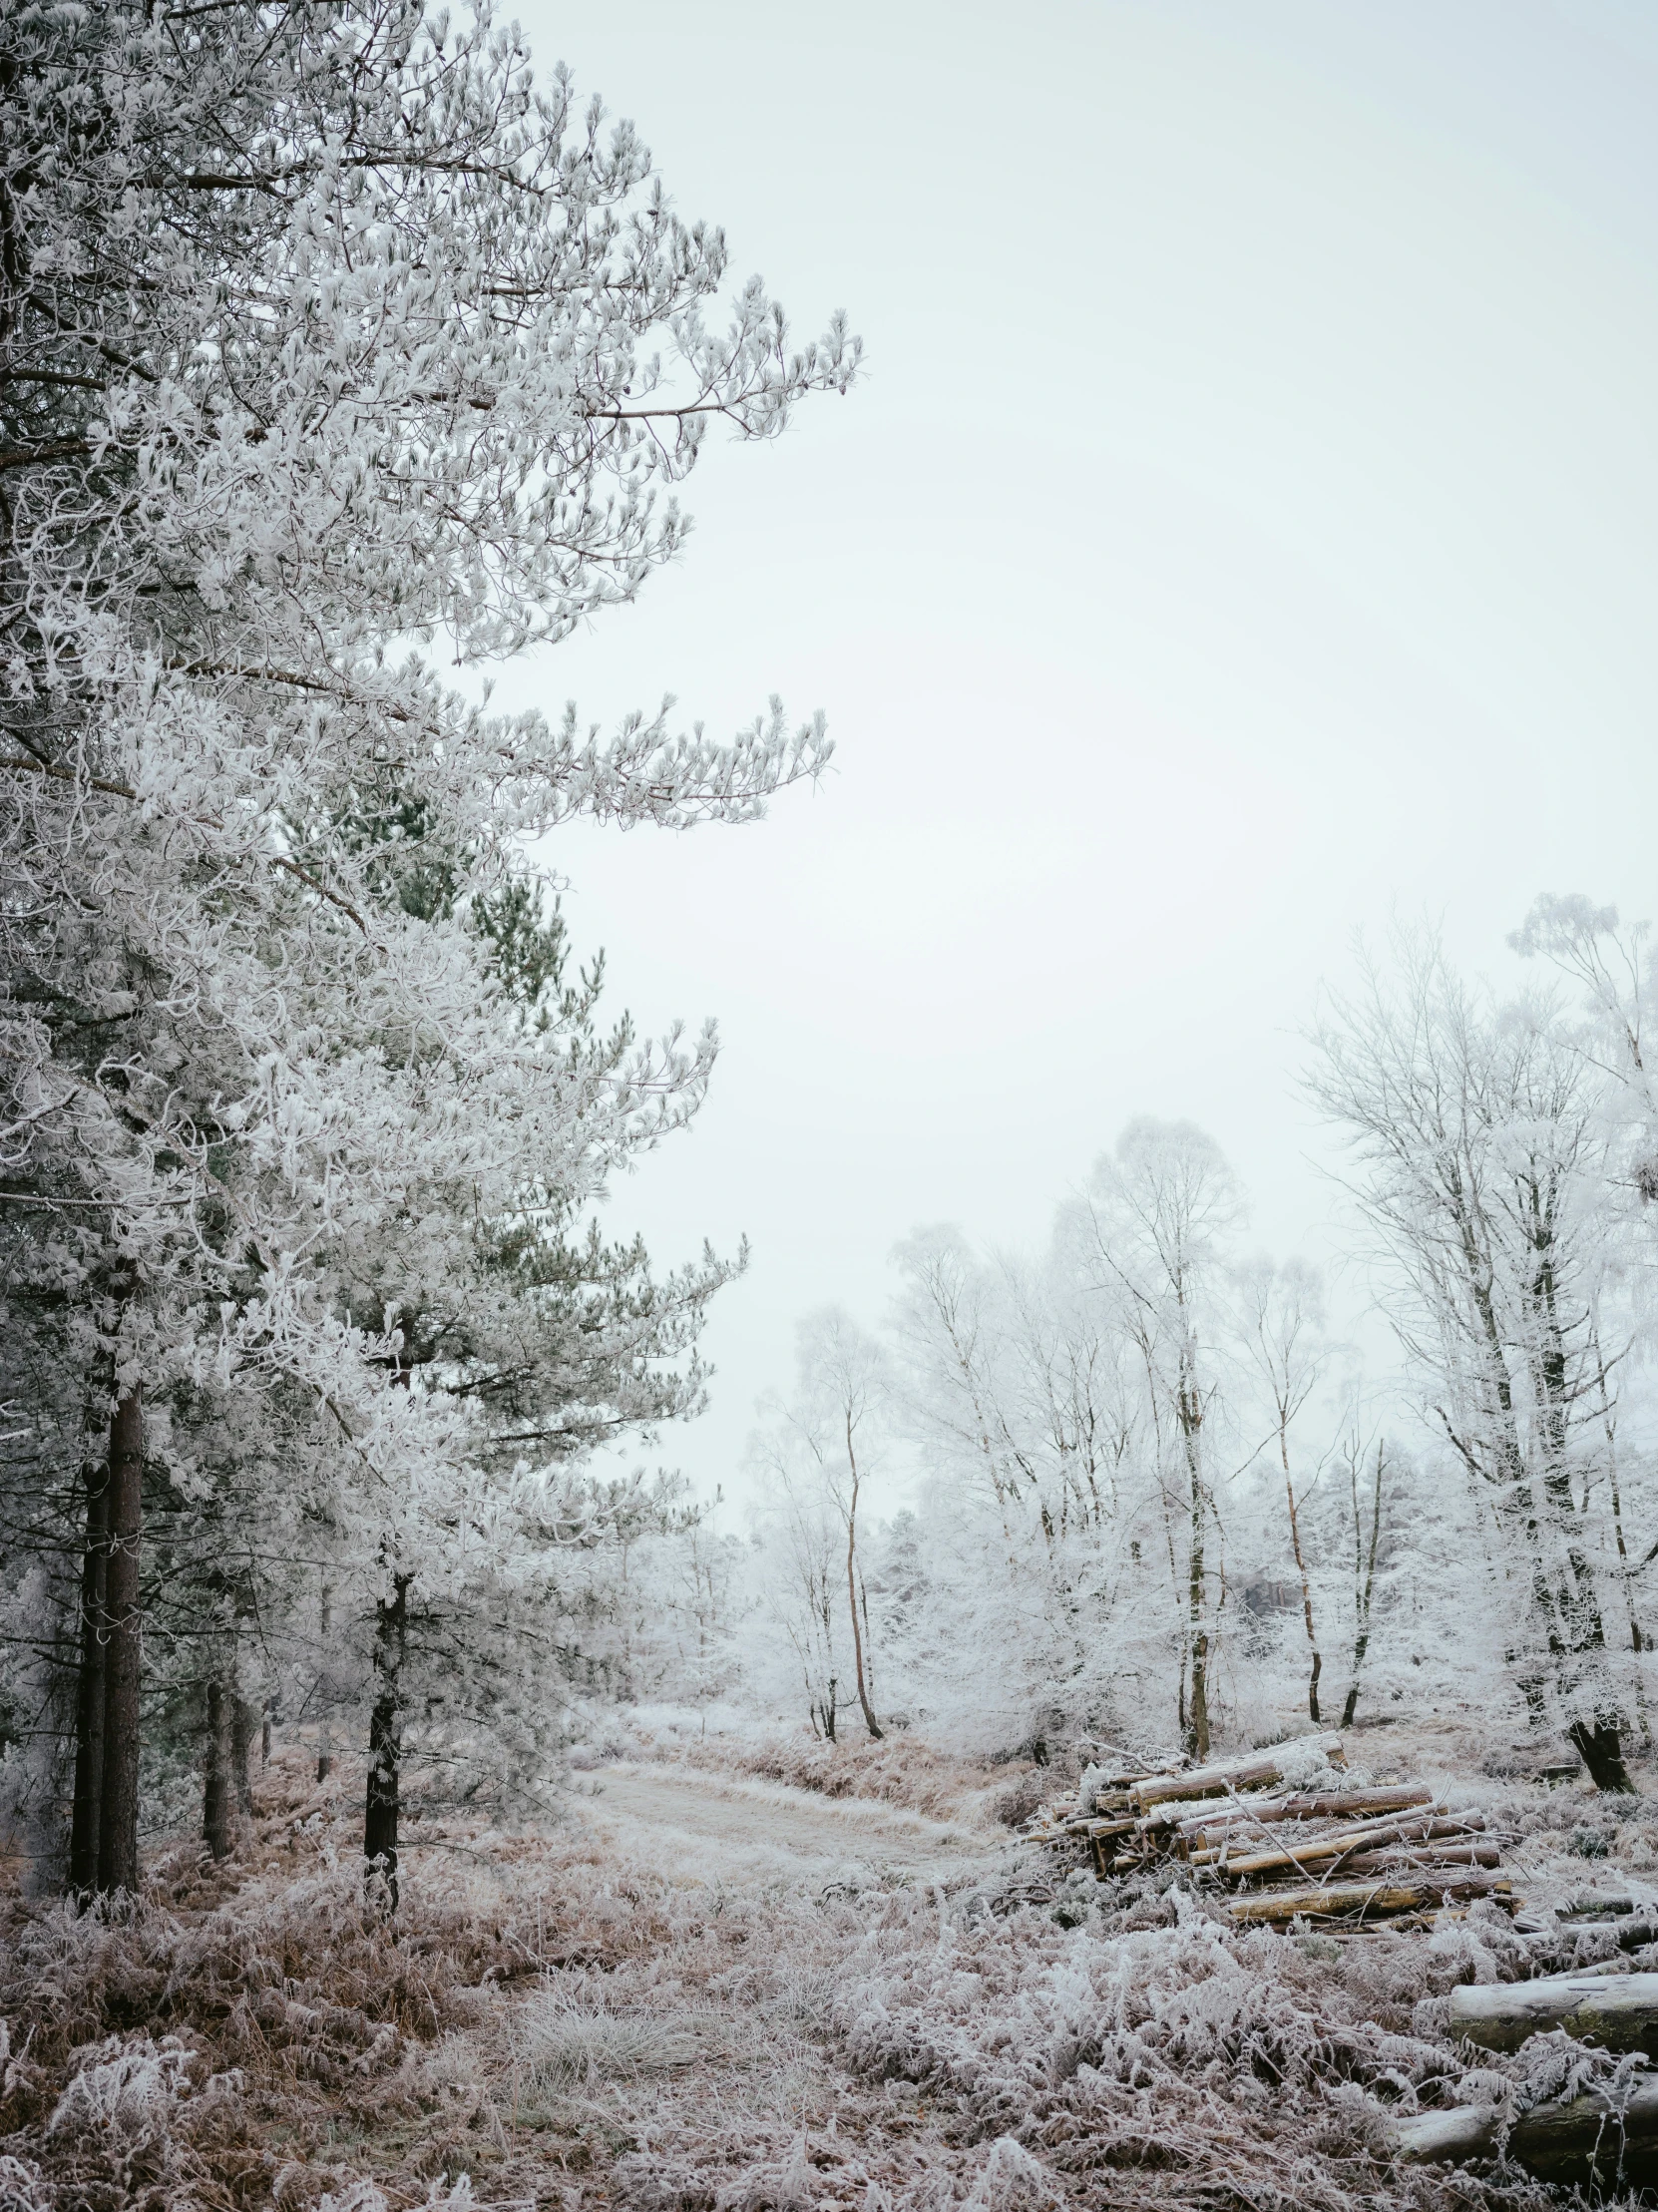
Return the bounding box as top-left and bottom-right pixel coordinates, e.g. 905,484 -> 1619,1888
1028,1731 -> 1516,1930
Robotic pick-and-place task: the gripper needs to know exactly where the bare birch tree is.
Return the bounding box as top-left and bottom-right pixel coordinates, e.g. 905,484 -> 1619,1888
1309,928 -> 1635,1788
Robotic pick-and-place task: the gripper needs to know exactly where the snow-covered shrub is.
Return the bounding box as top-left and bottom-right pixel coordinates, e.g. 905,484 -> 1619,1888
45,2032 -> 198,2144
511,1983 -> 697,2089
0,2160 -> 49,2212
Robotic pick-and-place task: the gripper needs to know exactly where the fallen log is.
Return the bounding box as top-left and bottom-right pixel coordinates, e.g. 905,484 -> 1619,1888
1451,1972 -> 1658,2058
1343,1842 -> 1500,1877
1130,1733 -> 1346,1813
1226,1870 -> 1510,1927
1213,1812 -> 1477,1880
1180,1785 -> 1433,1848
1396,2076 -> 1658,2185
1513,1917 -> 1658,1955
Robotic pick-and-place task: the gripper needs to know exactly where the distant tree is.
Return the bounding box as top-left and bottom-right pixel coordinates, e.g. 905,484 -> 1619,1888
1309,929 -> 1635,1790
1067,1120 -> 1243,1759
750,1311 -> 890,1740
1232,1258 -> 1331,1723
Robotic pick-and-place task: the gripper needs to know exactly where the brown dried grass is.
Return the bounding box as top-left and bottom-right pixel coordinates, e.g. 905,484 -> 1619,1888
679,1731 -> 1018,1825
0,1742 -> 1644,2212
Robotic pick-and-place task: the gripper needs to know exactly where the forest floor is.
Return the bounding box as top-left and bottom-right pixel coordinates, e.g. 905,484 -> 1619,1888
574,1761 -> 1000,1888
4,1727 -> 1658,2212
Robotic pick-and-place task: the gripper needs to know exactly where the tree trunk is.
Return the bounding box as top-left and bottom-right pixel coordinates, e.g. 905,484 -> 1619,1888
1188,1623 -> 1211,1761
1569,1716 -> 1636,1794
68,1457 -> 110,1897
231,1694 -> 255,1815
317,1581 -> 333,1781
363,1573 -> 409,1909
261,1707 -> 271,1765
96,1387 -> 143,1896
1184,1399 -> 1211,1760
204,1678 -> 231,1860
843,1426 -> 883,1740
846,1548 -> 882,1741
1281,1436 -> 1321,1723
1341,1439 -> 1385,1730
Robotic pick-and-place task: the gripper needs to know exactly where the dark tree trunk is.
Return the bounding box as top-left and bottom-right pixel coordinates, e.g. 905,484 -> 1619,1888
317,1582 -> 333,1782
204,1678 -> 230,1860
1340,1657 -> 1365,1732
68,1458 -> 110,1897
261,1707 -> 271,1765
363,1574 -> 409,1909
231,1694 -> 254,1815
1188,1625 -> 1212,1760
96,1387 -> 143,1896
1570,1717 -> 1636,1795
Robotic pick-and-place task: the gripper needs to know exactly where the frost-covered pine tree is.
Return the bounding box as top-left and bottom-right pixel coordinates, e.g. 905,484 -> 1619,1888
0,0 -> 856,1892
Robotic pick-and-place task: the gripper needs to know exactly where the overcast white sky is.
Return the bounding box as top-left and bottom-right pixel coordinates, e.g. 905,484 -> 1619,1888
498,0 -> 1658,1503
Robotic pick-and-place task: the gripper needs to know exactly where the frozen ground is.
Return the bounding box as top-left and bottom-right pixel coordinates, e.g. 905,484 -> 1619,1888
574,1761 -> 1006,1888
7,1735 -> 1658,2211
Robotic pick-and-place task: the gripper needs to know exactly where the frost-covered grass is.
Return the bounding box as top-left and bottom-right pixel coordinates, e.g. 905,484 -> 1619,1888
672,1722 -> 1030,1826
5,1737 -> 1658,2209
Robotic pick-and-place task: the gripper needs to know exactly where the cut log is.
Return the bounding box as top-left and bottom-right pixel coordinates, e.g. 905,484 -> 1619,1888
1396,2076 -> 1658,2186
1217,1813 -> 1476,1880
1188,1809 -> 1479,1869
1343,1842 -> 1500,1877
1227,1871 -> 1510,1926
1451,1972 -> 1658,2059
1180,1785 -> 1434,1847
1513,1917 -> 1658,1954
1130,1733 -> 1346,1813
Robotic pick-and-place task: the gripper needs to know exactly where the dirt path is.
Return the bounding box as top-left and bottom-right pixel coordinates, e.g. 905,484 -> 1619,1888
577,1763 -> 1011,1888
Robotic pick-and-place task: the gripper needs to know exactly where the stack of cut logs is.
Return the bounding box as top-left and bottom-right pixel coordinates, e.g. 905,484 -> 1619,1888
1029,1730 -> 1515,1930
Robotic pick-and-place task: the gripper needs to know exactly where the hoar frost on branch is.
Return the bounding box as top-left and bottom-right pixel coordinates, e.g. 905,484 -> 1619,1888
0,0 -> 858,1895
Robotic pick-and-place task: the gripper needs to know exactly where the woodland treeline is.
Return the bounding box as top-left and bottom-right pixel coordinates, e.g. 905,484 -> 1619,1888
736,919 -> 1658,1796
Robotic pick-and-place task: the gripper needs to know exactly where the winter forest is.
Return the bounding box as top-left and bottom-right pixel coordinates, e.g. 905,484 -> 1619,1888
7,4 -> 1658,2210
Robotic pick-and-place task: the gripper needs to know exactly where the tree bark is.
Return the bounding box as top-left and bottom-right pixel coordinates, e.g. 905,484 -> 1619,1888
1341,1439 -> 1385,1730
1569,1716 -> 1636,1794
203,1677 -> 230,1860
96,1387 -> 143,1896
1280,1432 -> 1321,1723
1131,1731 -> 1345,1812
1396,2076 -> 1658,2186
231,1693 -> 255,1815
843,1420 -> 883,1740
1452,1972 -> 1658,2058
1180,1786 -> 1431,1850
1213,1811 -> 1482,1881
1226,1869 -> 1508,1925
1181,1373 -> 1211,1760
317,1580 -> 333,1781
68,1456 -> 110,1897
363,1572 -> 409,1909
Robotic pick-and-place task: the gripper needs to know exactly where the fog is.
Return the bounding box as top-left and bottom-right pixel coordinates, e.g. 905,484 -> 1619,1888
495,0 -> 1658,1500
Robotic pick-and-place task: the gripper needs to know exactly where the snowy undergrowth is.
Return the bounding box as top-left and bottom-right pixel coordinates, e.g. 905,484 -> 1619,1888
2,1744 -> 1655,2210
670,1729 -> 1022,1826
